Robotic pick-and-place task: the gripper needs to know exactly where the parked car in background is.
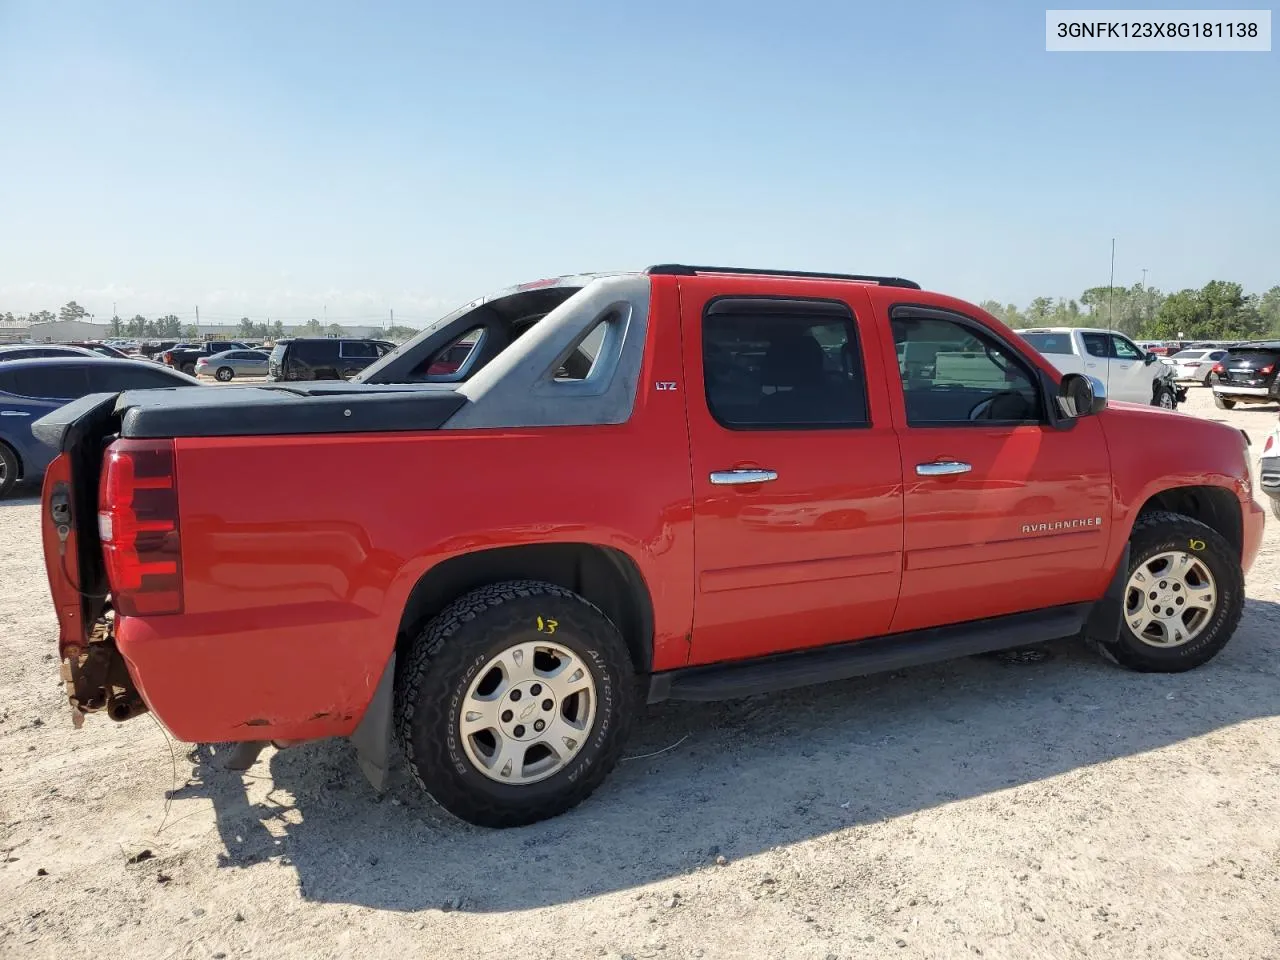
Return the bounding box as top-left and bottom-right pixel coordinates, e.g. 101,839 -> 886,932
0,344 -> 101,362
195,349 -> 271,381
57,342 -> 136,360
163,340 -> 250,375
1261,420 -> 1280,520
139,340 -> 181,360
267,337 -> 394,381
1136,340 -> 1170,356
1170,348 -> 1228,385
0,357 -> 198,496
1017,327 -> 1184,407
1212,341 -> 1280,409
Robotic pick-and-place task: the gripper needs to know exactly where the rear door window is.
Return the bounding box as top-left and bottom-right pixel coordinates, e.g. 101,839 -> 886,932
8,365 -> 90,400
339,341 -> 378,359
293,341 -> 338,365
703,298 -> 869,429
1080,333 -> 1111,358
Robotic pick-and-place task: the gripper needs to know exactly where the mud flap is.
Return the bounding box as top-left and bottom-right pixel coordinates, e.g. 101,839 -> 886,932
1085,543 -> 1131,648
350,652 -> 395,792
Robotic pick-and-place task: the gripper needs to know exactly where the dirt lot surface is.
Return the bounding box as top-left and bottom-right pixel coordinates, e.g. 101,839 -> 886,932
2,388 -> 1278,960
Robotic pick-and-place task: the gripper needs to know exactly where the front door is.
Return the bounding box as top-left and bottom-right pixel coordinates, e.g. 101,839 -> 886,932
681,277 -> 905,666
884,306 -> 1112,633
1108,333 -> 1152,403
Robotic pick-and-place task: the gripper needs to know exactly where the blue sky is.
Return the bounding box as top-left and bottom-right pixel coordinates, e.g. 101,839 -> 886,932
1,1 -> 1275,325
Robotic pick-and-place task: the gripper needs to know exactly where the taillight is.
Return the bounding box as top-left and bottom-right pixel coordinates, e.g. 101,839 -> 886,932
1260,364 -> 1275,375
163,352 -> 173,364
1264,434 -> 1275,454
98,440 -> 183,617
1212,363 -> 1225,375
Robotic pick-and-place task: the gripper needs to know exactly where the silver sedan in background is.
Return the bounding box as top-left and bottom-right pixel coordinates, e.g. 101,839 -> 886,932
194,349 -> 271,382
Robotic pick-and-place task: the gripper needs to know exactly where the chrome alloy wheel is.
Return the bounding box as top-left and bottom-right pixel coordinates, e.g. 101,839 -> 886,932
1124,550 -> 1218,648
459,641 -> 597,785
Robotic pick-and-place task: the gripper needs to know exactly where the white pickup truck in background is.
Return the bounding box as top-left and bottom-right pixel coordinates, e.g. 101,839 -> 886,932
1017,327 -> 1184,408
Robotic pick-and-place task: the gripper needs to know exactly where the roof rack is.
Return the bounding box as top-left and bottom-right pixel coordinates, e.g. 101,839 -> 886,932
646,264 -> 921,290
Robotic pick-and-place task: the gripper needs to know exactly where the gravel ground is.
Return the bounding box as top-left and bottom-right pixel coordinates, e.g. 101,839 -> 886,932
2,388 -> 1278,960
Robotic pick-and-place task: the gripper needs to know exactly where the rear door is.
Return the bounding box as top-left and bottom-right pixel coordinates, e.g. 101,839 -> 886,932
682,278 -> 905,665
884,306 -> 1111,633
338,340 -> 379,378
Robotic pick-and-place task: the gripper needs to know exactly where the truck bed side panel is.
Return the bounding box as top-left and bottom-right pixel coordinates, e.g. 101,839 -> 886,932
115,285 -> 694,743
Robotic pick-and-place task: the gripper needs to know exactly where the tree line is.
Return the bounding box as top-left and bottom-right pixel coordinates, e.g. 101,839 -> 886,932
10,280 -> 1279,345
981,280 -> 1280,341
2,300 -> 420,342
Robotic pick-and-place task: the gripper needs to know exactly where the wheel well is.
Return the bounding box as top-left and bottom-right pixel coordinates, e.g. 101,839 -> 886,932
396,543 -> 655,673
1136,486 -> 1243,557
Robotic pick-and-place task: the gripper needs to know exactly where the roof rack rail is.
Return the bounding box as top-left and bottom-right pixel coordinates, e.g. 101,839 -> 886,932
645,264 -> 921,290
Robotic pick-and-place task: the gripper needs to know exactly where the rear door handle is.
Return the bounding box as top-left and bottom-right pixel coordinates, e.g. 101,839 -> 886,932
710,469 -> 778,485
916,460 -> 971,477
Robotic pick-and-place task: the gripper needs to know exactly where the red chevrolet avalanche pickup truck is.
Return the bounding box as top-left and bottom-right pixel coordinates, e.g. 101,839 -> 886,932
36,265 -> 1265,827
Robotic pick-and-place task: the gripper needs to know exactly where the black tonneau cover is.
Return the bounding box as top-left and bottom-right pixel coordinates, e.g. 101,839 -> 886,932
33,383 -> 467,449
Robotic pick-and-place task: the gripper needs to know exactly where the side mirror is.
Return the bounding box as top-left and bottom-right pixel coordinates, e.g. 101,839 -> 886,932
1057,372 -> 1107,419
1143,352 -> 1158,365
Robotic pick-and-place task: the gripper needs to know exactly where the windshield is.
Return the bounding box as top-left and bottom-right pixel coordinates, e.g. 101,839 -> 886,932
1019,332 -> 1073,355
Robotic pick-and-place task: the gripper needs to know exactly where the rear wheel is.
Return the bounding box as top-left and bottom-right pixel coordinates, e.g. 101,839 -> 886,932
215,366 -> 234,382
1203,371 -> 1218,387
396,580 -> 635,828
0,442 -> 19,497
181,363 -> 196,376
1271,497 -> 1280,523
1213,393 -> 1235,409
1093,512 -> 1243,673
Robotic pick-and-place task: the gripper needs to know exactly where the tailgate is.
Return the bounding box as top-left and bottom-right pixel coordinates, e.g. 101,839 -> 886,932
36,393 -> 134,720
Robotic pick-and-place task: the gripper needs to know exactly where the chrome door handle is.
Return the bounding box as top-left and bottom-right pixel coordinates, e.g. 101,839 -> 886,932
0,411 -> 30,417
710,469 -> 778,485
916,460 -> 971,477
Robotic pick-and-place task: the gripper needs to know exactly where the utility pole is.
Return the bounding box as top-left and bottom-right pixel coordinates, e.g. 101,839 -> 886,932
1107,239 -> 1116,329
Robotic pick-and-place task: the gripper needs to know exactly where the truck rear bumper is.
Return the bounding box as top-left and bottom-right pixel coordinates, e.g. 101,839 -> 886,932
114,602 -> 391,743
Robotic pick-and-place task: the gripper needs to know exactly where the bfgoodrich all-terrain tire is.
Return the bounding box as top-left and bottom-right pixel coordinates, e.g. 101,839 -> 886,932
396,580 -> 635,828
1095,511 -> 1244,673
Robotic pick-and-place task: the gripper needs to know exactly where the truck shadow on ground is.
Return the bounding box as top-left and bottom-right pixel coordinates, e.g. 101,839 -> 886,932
178,596 -> 1280,914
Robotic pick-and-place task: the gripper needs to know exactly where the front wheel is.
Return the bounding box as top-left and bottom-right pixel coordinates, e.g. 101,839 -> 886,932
1154,385 -> 1176,409
1094,512 -> 1243,673
215,366 -> 234,382
1214,393 -> 1236,409
396,580 -> 635,828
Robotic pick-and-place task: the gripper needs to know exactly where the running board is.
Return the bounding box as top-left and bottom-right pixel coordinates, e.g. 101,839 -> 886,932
646,602 -> 1092,703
